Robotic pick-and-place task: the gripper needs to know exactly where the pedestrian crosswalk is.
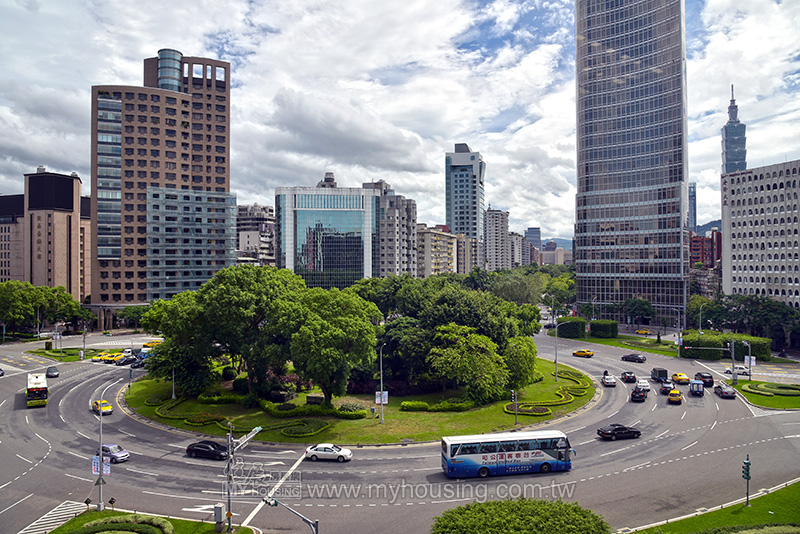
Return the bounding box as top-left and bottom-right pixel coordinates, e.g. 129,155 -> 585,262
17,500 -> 87,534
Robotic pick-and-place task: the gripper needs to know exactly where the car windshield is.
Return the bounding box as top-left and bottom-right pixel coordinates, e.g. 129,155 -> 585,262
331,445 -> 342,452
108,445 -> 123,453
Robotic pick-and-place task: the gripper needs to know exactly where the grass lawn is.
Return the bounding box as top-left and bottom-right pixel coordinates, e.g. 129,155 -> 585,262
124,359 -> 596,445
730,379 -> 800,410
29,347 -> 116,363
549,330 -> 681,357
48,509 -> 253,534
636,480 -> 800,533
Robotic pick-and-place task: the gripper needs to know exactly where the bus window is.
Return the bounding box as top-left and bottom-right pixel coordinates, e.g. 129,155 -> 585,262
479,442 -> 498,454
451,444 -> 460,457
500,441 -> 517,452
460,443 -> 479,455
518,440 -> 534,451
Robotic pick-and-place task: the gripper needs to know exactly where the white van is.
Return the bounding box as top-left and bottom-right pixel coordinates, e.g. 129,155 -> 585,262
725,365 -> 750,376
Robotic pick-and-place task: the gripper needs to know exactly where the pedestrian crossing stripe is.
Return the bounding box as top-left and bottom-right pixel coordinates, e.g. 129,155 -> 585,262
17,500 -> 86,534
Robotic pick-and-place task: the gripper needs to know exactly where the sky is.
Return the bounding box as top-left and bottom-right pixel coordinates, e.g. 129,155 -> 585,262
1,0 -> 799,241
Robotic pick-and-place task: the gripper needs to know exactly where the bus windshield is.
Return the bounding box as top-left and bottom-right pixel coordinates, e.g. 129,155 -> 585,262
441,430 -> 572,478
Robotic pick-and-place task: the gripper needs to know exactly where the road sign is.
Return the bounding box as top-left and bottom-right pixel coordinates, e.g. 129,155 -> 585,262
233,426 -> 263,452
375,391 -> 388,405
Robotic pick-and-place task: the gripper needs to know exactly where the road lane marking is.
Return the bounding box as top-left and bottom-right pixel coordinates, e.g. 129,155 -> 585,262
651,403 -> 657,412
242,452 -> 306,526
681,440 -> 697,451
65,473 -> 93,482
608,409 -> 619,418
68,451 -> 89,460
711,421 -> 717,431
0,493 -> 33,516
16,454 -> 32,464
631,420 -> 641,427
77,431 -> 93,440
118,429 -> 136,437
681,411 -> 687,420
127,467 -> 159,476
655,430 -> 670,439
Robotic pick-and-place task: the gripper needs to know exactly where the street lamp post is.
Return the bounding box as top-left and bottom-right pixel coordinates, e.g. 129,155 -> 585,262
379,343 -> 385,424
97,377 -> 122,511
699,302 -> 708,335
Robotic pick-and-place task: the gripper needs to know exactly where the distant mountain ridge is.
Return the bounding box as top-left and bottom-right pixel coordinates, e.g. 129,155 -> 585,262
695,219 -> 722,235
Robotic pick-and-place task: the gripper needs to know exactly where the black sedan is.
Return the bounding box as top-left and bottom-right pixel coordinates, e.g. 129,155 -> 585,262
116,355 -> 138,366
0,368 -> 4,377
695,372 -> 714,387
597,423 -> 641,440
620,371 -> 637,383
45,366 -> 59,378
714,384 -> 736,399
621,353 -> 646,363
630,387 -> 648,402
659,382 -> 677,395
186,440 -> 228,460
131,357 -> 147,369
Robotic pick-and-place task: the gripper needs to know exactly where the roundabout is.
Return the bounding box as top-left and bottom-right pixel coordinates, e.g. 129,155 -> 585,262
1,331 -> 799,534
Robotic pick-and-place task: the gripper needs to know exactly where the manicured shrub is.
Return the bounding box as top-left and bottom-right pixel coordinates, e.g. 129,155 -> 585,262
429,400 -> 475,412
81,513 -> 174,534
555,317 -> 585,338
400,401 -> 430,411
590,320 -> 618,338
431,498 -> 610,534
338,402 -> 366,412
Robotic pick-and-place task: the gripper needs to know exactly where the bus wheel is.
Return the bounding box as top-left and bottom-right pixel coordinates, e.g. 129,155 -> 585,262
478,467 -> 490,478
540,463 -> 551,473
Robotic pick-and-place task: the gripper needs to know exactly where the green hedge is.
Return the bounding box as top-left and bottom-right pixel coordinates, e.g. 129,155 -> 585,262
81,513 -> 173,534
400,401 -> 430,411
743,382 -> 800,397
197,393 -> 241,404
503,370 -> 591,416
429,400 -> 475,412
555,317 -> 586,338
281,419 -> 331,437
590,320 -> 618,338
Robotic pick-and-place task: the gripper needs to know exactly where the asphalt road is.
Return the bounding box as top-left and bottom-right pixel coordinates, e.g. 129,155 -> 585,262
1,331 -> 799,534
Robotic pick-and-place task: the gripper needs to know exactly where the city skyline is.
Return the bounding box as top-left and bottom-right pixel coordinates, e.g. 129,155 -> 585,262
1,0 -> 799,240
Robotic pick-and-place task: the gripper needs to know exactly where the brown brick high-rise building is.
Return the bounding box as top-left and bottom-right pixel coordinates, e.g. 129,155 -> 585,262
90,49 -> 236,325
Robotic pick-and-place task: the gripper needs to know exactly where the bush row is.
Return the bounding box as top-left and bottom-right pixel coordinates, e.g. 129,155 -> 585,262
82,513 -> 173,534
399,399 -> 475,412
261,400 -> 367,420
197,393 -> 241,404
742,382 -> 800,397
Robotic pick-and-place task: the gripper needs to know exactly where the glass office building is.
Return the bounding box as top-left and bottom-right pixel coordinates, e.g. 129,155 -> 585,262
574,0 -> 689,320
445,143 -> 485,269
276,182 -> 380,289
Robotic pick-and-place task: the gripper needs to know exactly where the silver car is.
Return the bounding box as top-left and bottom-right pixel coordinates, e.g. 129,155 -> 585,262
305,443 -> 353,462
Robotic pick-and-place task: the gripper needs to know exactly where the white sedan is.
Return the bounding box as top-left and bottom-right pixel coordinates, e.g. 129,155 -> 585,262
305,443 -> 353,462
601,375 -> 617,387
636,379 -> 651,391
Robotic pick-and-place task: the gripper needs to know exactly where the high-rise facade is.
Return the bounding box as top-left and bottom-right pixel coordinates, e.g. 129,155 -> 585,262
276,174 -> 416,289
485,208 -> 511,271
417,224 -> 456,278
721,159 -> 800,308
445,143 -> 485,266
574,0 -> 689,319
721,85 -> 747,174
0,166 -> 92,302
90,49 -> 236,314
688,182 -> 697,234
237,204 -> 275,266
524,227 -> 541,252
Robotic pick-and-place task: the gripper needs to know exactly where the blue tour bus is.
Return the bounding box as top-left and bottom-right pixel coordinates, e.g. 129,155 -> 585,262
441,430 -> 573,478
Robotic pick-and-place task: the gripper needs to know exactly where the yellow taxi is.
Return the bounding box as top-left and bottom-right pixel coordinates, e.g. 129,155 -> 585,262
91,352 -> 108,362
143,340 -> 162,348
572,349 -> 594,358
667,389 -> 683,404
635,329 -> 652,335
92,399 -> 114,415
671,372 -> 690,384
108,353 -> 126,363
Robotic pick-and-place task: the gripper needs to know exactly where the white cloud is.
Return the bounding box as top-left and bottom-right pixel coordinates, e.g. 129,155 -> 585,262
0,0 -> 798,239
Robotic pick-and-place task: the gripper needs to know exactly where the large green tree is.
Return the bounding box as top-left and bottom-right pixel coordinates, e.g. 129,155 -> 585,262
503,335 -> 538,389
290,288 -> 382,405
0,280 -> 37,340
623,298 -> 654,327
426,323 -> 508,404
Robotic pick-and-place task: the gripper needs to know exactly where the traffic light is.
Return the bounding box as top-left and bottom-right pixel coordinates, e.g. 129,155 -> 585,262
742,459 -> 751,480
510,390 -> 516,403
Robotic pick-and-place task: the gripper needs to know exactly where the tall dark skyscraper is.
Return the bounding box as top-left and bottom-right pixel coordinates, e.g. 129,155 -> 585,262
721,85 -> 747,173
688,182 -> 697,234
574,0 -> 689,321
